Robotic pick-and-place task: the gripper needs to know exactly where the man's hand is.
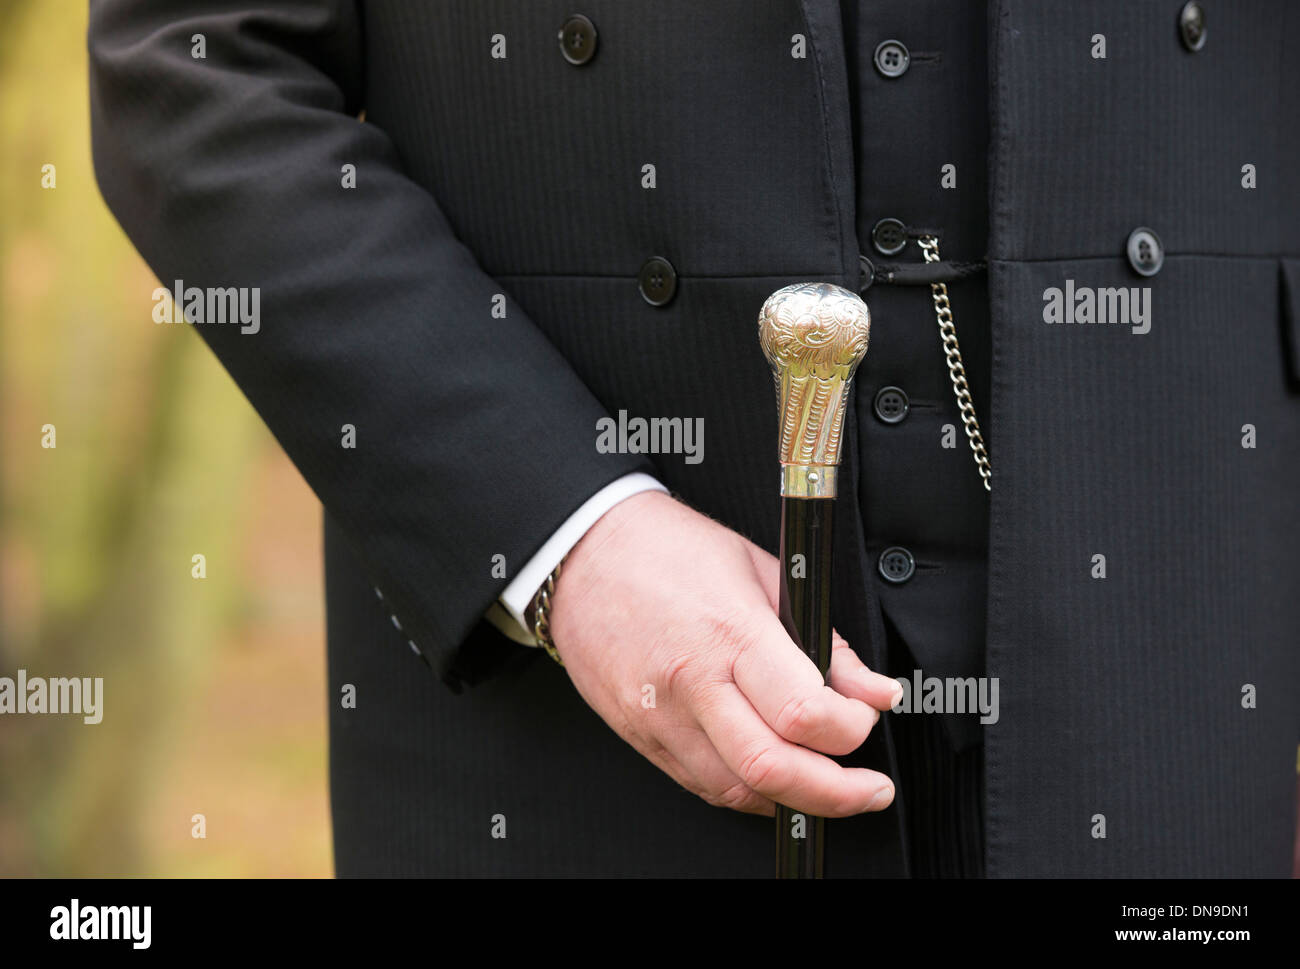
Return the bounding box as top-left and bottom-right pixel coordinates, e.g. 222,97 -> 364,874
548,491 -> 899,817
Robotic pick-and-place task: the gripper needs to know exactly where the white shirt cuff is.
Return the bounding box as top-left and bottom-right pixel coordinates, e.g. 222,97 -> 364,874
496,472 -> 668,641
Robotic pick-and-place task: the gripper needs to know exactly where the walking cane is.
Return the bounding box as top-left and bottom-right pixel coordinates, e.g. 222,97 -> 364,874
757,282 -> 872,879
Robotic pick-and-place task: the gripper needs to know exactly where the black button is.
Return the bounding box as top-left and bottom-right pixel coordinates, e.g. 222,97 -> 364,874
873,386 -> 910,424
873,40 -> 910,78
559,14 -> 598,66
872,217 -> 907,256
638,256 -> 677,306
859,254 -> 876,292
878,547 -> 916,584
1126,227 -> 1164,277
1179,2 -> 1206,52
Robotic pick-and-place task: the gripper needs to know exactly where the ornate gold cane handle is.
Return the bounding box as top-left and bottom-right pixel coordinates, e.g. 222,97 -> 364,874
757,282 -> 871,499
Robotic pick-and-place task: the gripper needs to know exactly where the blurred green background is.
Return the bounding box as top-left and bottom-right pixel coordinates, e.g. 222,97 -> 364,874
0,1 -> 331,875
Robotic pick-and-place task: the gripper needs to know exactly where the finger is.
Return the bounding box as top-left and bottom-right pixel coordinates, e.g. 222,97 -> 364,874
629,730 -> 726,809
660,722 -> 775,816
743,542 -> 867,703
729,612 -> 877,755
695,684 -> 894,817
828,636 -> 904,712
626,704 -> 774,817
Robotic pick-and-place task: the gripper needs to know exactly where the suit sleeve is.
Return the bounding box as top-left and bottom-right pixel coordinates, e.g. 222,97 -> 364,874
88,0 -> 651,689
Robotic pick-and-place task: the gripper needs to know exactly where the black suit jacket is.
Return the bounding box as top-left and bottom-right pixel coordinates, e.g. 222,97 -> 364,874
90,0 -> 1300,876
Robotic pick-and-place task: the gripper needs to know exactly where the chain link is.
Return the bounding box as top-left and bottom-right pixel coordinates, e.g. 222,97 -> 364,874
917,236 -> 991,493
532,562 -> 564,666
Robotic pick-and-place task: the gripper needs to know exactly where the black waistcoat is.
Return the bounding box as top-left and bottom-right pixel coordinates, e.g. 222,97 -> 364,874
844,0 -> 993,755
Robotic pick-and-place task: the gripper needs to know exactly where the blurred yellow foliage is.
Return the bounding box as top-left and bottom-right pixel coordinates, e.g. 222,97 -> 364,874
0,0 -> 331,876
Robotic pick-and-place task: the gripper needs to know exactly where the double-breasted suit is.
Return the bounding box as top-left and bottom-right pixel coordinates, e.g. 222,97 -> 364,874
90,0 -> 1300,876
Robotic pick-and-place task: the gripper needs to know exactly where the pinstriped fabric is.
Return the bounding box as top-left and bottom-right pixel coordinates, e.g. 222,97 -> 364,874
984,254 -> 1298,875
984,0 -> 1300,877
989,1 -> 1298,263
365,1 -> 843,279
885,613 -> 986,878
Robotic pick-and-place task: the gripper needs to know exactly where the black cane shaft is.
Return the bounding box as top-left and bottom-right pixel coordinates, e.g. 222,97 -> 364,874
774,496 -> 835,879
759,281 -> 869,879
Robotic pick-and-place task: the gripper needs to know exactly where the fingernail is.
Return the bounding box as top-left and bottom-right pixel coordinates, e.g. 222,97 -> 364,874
867,785 -> 895,811
863,668 -> 903,696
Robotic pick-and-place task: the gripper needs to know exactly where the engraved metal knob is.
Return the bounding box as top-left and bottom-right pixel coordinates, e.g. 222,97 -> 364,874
757,282 -> 871,498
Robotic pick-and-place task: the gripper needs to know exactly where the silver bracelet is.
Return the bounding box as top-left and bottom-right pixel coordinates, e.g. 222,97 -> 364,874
530,562 -> 564,666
